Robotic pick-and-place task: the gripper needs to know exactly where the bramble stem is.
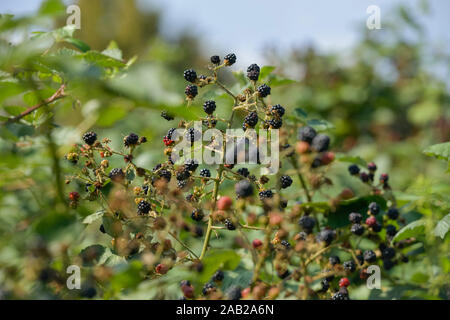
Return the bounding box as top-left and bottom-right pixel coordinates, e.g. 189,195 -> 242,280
290,158 -> 312,202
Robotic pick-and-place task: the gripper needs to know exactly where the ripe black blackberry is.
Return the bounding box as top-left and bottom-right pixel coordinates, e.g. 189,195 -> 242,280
124,133 -> 139,147
177,179 -> 188,189
259,189 -> 273,200
281,240 -> 291,249
270,104 -> 285,117
158,169 -> 172,182
268,118 -> 282,129
332,288 -> 349,300
311,157 -> 322,168
191,209 -> 204,222
298,126 -> 317,143
363,250 -> 377,263
298,215 -> 316,233
108,168 -> 125,181
329,256 -> 341,266
80,285 -> 97,298
367,162 -> 377,172
137,200 -> 151,214
226,286 -> 242,300
211,270 -> 224,282
82,131 -> 97,145
320,279 -> 330,292
203,100 -> 216,115
176,168 -> 191,181
351,223 -> 364,236
317,229 -> 336,245
244,112 -> 258,128
387,207 -> 399,220
224,53 -> 236,66
183,69 -> 197,83
210,55 -> 220,65
257,84 -> 271,97
199,168 -> 211,178
184,159 -> 199,172
278,269 -> 291,279
311,134 -> 330,152
348,164 -> 360,175
386,224 -> 397,237
383,259 -> 395,270
237,167 -> 250,177
371,222 -> 382,232
202,282 -> 215,296
247,63 -> 260,80
235,180 -> 254,198
381,247 -> 395,259
161,111 -> 174,121
224,219 -> 236,230
280,175 -> 293,189
368,202 -> 380,215
343,260 -> 356,272
185,84 -> 198,99
359,172 -> 369,183
348,212 -> 362,224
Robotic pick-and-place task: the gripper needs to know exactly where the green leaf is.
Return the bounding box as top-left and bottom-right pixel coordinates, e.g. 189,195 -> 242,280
335,154 -> 368,167
392,219 -> 426,243
198,249 -> 241,283
232,71 -> 247,86
294,107 -> 308,118
306,119 -> 335,131
38,0 -> 65,16
268,76 -> 297,87
82,51 -> 126,68
102,41 -> 122,60
434,214 -> 450,239
64,38 -> 91,52
3,106 -> 26,116
259,66 -> 276,80
82,210 -> 105,224
423,142 -> 450,161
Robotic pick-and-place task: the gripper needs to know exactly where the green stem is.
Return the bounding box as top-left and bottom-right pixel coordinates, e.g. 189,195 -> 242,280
290,158 -> 312,202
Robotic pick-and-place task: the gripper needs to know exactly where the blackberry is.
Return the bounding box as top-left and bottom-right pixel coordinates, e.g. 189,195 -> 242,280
387,207 -> 399,220
386,225 -> 397,237
202,282 -> 215,296
191,209 -> 204,222
349,212 -> 362,224
343,261 -> 356,272
137,200 -> 151,214
329,256 -> 341,266
199,168 -> 211,178
211,270 -> 224,282
176,168 -> 191,181
82,131 -> 97,145
161,110 -> 174,121
184,159 -> 199,172
203,100 -> 216,115
317,229 -> 336,245
298,126 -> 317,143
259,189 -> 273,200
269,118 -> 283,129
280,175 -> 293,189
257,84 -> 271,97
237,167 -> 250,177
247,63 -> 260,81
381,247 -> 395,260
185,84 -> 198,99
298,215 -> 316,232
270,104 -> 285,117
224,219 -> 236,230
235,180 -> 254,198
372,222 -> 382,232
278,269 -> 291,279
183,69 -> 197,83
210,55 -> 220,65
359,172 -> 369,183
351,223 -> 364,236
368,202 -> 380,215
281,240 -> 291,249
158,169 -> 172,182
332,288 -> 349,300
367,162 -> 377,172
311,134 -> 330,152
380,173 -> 389,183
124,133 -> 139,147
226,286 -> 242,300
348,164 -> 360,175
383,259 -> 395,270
177,180 -> 188,189
142,185 -> 149,195
224,53 -> 236,66
244,112 -> 258,128
363,250 -> 377,263
109,168 -> 125,181
80,285 -> 97,298
320,279 -> 330,292
185,128 -> 201,143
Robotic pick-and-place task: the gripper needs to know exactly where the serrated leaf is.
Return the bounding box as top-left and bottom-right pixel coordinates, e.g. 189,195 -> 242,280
392,219 -> 426,243
423,142 -> 450,162
259,66 -> 276,80
82,210 -> 105,224
434,214 -> 450,239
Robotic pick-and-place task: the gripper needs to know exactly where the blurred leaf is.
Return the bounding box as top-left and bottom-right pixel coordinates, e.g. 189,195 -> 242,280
64,38 -> 91,52
259,66 -> 276,80
198,249 -> 241,283
294,107 -> 308,118
434,214 -> 450,239
102,41 -> 122,60
82,210 -> 105,224
38,0 -> 65,16
335,154 -> 368,167
423,142 -> 450,162
306,119 -> 334,131
392,219 -> 426,243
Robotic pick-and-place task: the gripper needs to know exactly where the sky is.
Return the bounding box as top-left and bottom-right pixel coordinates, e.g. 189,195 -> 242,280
1,0 -> 449,68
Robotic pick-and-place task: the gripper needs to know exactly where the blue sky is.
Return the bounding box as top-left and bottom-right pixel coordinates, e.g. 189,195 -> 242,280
1,0 -> 449,68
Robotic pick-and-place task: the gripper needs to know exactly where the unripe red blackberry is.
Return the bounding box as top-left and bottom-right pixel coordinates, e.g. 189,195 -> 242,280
203,100 -> 216,115
69,191 -> 80,201
82,131 -> 97,145
280,175 -> 293,189
224,53 -> 236,66
339,277 -> 350,288
298,126 -> 317,143
252,239 -> 263,249
124,133 -> 139,147
137,200 -> 151,214
348,164 -> 360,175
191,209 -> 204,221
185,84 -> 198,99
348,212 -> 362,224
311,134 -> 330,152
350,223 -> 364,236
217,196 -> 233,210
183,69 -> 197,83
257,84 -> 271,97
235,180 -> 254,198
247,63 -> 260,80
365,215 -> 377,227
210,55 -> 220,65
363,250 -> 376,263
224,219 -> 236,230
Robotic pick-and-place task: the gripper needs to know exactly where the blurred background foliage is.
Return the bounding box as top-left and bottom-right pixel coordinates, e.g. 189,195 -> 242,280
0,0 -> 448,299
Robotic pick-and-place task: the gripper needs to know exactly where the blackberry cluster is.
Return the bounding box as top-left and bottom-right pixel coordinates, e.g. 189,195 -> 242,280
199,168 -> 211,178
137,200 -> 151,214
258,189 -> 273,200
247,63 -> 260,81
235,180 -> 254,198
257,84 -> 271,97
203,100 -> 216,115
124,133 -> 139,147
224,53 -> 236,66
183,69 -> 197,83
280,175 -> 293,189
82,131 -> 97,145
